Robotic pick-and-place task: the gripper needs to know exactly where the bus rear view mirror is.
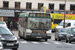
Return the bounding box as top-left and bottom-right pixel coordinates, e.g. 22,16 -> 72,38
51,18 -> 53,22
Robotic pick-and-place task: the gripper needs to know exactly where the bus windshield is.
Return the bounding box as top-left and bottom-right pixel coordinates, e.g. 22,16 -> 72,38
27,18 -> 51,30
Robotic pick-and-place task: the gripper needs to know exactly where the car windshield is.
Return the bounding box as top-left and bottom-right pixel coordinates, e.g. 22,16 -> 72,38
59,28 -> 68,33
59,22 -> 67,26
27,18 -> 51,30
71,28 -> 75,33
0,27 -> 13,35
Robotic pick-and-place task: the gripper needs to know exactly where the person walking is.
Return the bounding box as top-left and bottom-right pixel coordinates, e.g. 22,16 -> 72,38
10,21 -> 13,30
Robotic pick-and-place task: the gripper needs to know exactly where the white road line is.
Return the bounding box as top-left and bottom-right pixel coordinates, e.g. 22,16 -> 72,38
31,42 -> 39,44
64,43 -> 73,45
42,42 -> 50,44
53,41 -> 62,45
20,41 -> 28,43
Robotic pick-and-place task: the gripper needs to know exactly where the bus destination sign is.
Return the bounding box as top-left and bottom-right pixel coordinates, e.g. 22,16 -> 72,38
29,13 -> 50,18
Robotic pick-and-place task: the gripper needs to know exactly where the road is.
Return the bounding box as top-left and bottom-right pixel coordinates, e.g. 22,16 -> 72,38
4,31 -> 75,50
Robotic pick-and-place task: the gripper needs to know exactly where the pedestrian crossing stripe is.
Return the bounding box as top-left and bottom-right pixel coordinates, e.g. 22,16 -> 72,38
20,41 -> 28,43
64,43 -> 73,45
20,41 -> 74,45
42,42 -> 50,44
31,42 -> 39,44
52,41 -> 62,45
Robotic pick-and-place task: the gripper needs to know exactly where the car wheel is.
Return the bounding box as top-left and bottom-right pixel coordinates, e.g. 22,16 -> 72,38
55,38 -> 57,41
12,48 -> 18,50
69,40 -> 71,43
66,39 -> 68,43
65,38 -> 68,43
45,39 -> 47,41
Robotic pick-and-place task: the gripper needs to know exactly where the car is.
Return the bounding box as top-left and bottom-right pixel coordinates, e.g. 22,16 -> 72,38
55,28 -> 68,41
66,26 -> 75,43
0,26 -> 19,50
0,21 -> 7,27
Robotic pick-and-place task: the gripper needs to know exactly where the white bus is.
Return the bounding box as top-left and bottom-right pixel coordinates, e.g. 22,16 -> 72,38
18,12 -> 52,41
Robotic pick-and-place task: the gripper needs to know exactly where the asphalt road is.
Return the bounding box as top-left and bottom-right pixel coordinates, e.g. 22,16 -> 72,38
4,31 -> 75,50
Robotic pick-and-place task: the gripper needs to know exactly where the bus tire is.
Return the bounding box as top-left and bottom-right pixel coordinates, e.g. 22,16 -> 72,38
45,39 -> 47,41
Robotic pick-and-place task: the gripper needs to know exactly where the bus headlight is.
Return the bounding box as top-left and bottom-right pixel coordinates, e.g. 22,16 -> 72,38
26,29 -> 32,33
46,30 -> 51,36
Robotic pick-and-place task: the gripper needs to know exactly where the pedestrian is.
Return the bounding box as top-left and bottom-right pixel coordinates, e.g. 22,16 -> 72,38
10,21 -> 13,30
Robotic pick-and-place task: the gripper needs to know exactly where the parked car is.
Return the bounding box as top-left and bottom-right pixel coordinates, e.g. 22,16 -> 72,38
0,21 -> 7,27
66,26 -> 75,43
0,26 -> 19,50
55,28 -> 68,41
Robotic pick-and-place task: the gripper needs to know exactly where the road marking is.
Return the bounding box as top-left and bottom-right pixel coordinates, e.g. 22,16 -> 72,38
64,43 -> 73,45
53,41 -> 62,45
20,41 -> 28,43
42,42 -> 50,44
31,42 -> 39,44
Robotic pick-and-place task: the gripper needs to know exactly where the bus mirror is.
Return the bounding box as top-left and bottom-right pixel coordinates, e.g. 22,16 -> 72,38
51,18 -> 53,22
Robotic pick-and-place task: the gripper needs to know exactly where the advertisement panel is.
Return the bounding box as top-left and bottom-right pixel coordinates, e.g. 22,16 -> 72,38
0,9 -> 14,17
51,14 -> 75,20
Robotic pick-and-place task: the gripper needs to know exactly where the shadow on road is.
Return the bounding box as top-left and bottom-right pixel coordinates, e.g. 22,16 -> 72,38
18,38 -> 49,42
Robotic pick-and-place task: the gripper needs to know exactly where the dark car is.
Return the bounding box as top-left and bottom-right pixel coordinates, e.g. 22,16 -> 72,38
55,28 -> 68,41
66,27 -> 75,43
0,26 -> 19,50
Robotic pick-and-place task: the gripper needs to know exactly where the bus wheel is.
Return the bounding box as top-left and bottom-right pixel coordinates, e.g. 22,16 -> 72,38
45,39 -> 47,41
55,38 -> 57,41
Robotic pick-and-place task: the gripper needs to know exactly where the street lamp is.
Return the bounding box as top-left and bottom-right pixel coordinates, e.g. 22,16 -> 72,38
63,0 -> 66,28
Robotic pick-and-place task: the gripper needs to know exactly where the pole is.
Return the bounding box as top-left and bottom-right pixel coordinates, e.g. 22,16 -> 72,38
64,0 -> 66,28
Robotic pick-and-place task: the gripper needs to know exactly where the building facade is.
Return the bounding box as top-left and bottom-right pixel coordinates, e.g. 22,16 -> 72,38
0,0 -> 75,11
0,0 -> 75,25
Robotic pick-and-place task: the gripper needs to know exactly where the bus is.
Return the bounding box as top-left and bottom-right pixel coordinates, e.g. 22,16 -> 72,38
18,12 -> 52,41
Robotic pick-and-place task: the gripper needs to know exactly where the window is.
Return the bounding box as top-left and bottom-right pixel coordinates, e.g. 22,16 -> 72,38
49,4 -> 54,10
3,1 -> 9,8
59,4 -> 65,10
15,2 -> 20,9
38,3 -> 43,9
54,19 -> 62,24
26,2 -> 32,9
70,4 -> 75,11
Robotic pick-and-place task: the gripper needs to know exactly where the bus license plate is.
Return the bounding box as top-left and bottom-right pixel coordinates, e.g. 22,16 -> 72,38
36,37 -> 42,38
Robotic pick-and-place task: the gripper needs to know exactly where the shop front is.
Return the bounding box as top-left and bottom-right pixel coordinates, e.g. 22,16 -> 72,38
0,9 -> 15,28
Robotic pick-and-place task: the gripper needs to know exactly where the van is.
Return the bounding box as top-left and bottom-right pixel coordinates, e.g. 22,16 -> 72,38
56,20 -> 75,30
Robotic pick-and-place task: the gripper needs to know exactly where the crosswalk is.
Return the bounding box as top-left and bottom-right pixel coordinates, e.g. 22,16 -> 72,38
19,40 -> 74,45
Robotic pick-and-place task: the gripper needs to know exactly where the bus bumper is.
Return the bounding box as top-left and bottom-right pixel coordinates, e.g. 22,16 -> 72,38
26,33 -> 51,39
